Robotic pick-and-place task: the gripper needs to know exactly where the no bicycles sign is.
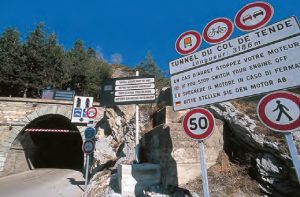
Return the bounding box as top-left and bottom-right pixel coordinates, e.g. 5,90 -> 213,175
202,17 -> 234,44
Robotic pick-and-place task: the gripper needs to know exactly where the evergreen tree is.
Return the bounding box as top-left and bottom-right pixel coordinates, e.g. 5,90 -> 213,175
43,33 -> 65,89
136,51 -> 169,90
23,22 -> 48,97
0,28 -> 24,96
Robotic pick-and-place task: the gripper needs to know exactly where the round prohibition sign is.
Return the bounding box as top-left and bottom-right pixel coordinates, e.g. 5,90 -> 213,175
182,108 -> 215,140
235,1 -> 273,31
82,140 -> 95,154
257,91 -> 300,132
203,17 -> 234,44
175,30 -> 202,55
86,107 -> 97,119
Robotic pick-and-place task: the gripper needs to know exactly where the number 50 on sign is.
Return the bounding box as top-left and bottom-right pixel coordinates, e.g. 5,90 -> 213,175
182,108 -> 215,141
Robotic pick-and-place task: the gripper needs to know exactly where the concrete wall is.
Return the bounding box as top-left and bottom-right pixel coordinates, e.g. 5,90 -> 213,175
142,106 -> 224,188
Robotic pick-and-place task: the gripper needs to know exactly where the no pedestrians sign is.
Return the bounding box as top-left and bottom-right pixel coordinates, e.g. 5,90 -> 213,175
257,91 -> 300,132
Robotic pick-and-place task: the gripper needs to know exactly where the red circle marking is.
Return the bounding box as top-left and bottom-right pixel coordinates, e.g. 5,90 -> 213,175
182,108 -> 215,140
175,30 -> 202,55
203,18 -> 234,44
86,107 -> 97,118
235,1 -> 273,31
257,91 -> 300,132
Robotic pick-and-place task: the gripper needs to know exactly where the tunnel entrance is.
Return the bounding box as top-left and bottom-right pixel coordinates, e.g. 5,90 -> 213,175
24,114 -> 84,170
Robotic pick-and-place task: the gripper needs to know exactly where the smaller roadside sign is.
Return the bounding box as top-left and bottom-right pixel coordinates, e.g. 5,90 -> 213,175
115,89 -> 155,96
85,127 -> 96,139
116,78 -> 155,85
235,1 -> 273,31
203,18 -> 234,44
71,96 -> 94,123
115,83 -> 155,91
86,107 -> 97,119
83,140 -> 95,154
182,108 -> 215,140
257,91 -> 300,132
100,76 -> 156,106
175,30 -> 202,55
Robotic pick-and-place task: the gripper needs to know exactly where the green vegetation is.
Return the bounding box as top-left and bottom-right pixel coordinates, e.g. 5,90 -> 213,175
0,23 -> 170,100
135,51 -> 169,90
0,23 -> 112,98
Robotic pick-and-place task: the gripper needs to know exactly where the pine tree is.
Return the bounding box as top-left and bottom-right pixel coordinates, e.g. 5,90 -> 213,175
0,28 -> 24,96
23,22 -> 48,97
136,51 -> 169,90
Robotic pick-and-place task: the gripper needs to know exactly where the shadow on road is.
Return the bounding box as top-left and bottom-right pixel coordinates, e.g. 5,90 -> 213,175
67,178 -> 85,191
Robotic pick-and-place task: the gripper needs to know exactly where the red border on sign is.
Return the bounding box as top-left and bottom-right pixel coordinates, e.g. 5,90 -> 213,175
175,30 -> 202,55
235,1 -> 274,31
257,91 -> 300,132
86,107 -> 97,118
203,18 -> 234,44
182,108 -> 215,140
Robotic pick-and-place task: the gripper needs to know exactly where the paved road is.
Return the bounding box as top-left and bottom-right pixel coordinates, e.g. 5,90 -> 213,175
0,169 -> 85,197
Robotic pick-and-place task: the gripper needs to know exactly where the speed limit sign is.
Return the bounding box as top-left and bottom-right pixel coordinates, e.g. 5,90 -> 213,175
182,108 -> 215,140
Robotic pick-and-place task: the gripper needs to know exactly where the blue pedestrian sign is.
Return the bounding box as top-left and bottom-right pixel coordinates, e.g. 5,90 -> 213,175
84,127 -> 96,140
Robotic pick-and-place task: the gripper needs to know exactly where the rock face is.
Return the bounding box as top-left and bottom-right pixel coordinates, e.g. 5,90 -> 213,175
208,102 -> 300,196
85,87 -> 300,196
142,106 -> 224,188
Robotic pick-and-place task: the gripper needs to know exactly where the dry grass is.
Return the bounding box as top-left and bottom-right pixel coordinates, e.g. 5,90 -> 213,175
183,151 -> 261,197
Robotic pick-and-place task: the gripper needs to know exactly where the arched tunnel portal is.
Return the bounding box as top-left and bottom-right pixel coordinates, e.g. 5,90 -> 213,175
4,114 -> 84,175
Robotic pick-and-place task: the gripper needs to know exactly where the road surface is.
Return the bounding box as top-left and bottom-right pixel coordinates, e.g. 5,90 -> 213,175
0,169 -> 85,197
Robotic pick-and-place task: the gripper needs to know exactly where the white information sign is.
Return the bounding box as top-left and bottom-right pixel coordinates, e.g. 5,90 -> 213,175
172,31 -> 300,111
115,89 -> 156,96
114,95 -> 156,103
169,17 -> 300,75
115,78 -> 155,85
115,83 -> 155,91
71,96 -> 94,123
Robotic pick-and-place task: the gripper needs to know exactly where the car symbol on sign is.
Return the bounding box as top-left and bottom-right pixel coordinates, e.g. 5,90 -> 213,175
242,14 -> 253,23
253,10 -> 264,18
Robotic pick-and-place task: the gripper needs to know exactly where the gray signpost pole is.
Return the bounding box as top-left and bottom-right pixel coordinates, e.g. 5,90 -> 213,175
199,141 -> 210,197
85,154 -> 90,189
284,132 -> 300,183
135,70 -> 140,163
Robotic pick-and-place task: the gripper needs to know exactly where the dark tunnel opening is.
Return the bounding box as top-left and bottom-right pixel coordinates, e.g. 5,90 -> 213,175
24,114 -> 84,170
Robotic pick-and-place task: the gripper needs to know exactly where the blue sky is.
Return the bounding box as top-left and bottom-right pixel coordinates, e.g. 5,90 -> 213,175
0,0 -> 299,73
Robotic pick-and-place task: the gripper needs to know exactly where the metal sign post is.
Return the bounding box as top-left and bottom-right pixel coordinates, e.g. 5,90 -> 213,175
284,132 -> 300,183
199,140 -> 210,197
85,154 -> 90,189
182,108 -> 215,196
82,140 -> 95,190
135,70 -> 140,163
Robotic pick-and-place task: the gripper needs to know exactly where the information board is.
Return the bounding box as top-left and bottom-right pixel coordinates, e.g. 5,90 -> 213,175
171,17 -> 300,111
100,76 -> 156,106
169,17 -> 300,75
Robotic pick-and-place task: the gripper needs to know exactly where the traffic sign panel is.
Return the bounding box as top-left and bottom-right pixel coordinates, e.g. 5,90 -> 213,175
169,17 -> 300,75
83,140 -> 95,154
203,18 -> 234,44
175,30 -> 202,55
235,1 -> 273,31
182,108 -> 215,140
257,91 -> 300,132
171,18 -> 300,111
84,127 -> 96,139
86,107 -> 97,119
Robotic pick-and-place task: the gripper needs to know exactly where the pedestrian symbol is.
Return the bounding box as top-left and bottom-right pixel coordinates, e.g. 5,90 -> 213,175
257,91 -> 300,132
273,100 -> 293,122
